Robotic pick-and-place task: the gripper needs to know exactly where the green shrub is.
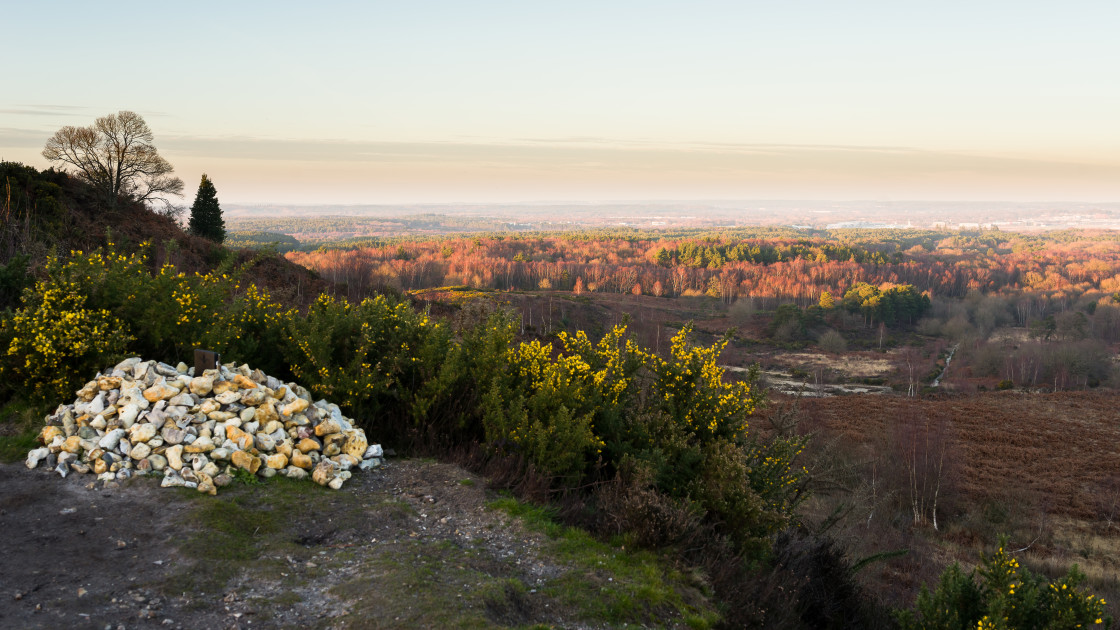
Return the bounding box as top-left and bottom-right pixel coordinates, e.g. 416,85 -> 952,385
897,537 -> 1112,629
0,254 -> 31,311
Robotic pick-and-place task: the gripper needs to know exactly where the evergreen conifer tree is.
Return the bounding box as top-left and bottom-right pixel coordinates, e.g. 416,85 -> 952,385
188,174 -> 225,243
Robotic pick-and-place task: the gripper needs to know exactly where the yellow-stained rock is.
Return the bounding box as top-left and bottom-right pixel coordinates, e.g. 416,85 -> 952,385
276,440 -> 294,458
189,376 -> 214,396
256,401 -> 279,425
282,398 -> 309,417
312,460 -> 335,486
61,435 -> 83,454
129,423 -> 157,443
342,429 -> 368,460
212,380 -> 235,396
265,453 -> 288,469
76,381 -> 99,401
98,376 -> 122,391
232,374 -> 257,390
196,471 -> 217,496
226,426 -> 255,451
290,451 -> 313,469
231,449 -> 261,474
314,419 -> 341,437
93,457 -> 108,475
184,436 -> 215,453
166,444 -> 184,470
297,437 -> 321,453
271,386 -> 287,400
39,426 -> 64,445
143,381 -> 179,402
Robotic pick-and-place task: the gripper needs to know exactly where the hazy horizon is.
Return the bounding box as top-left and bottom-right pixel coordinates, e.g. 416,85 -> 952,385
4,1 -> 1119,205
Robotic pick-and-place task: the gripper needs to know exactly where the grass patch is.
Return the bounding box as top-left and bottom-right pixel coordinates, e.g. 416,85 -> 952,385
0,399 -> 47,463
331,539 -> 501,629
487,496 -> 718,628
162,474 -> 334,596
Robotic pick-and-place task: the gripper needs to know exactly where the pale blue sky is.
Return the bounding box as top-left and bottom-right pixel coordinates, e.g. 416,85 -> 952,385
2,1 -> 1118,203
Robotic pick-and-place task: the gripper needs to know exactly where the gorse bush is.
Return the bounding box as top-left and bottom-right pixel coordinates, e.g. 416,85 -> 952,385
483,323 -> 808,549
0,245 -> 287,403
897,537 -> 1112,630
1,262 -> 131,403
283,293 -> 453,445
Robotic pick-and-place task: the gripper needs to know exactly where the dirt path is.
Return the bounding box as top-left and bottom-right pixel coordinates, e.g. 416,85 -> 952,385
1,458 -> 709,630
0,460 -> 576,629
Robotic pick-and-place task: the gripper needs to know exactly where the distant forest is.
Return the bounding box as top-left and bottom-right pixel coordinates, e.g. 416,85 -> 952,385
286,228 -> 1120,312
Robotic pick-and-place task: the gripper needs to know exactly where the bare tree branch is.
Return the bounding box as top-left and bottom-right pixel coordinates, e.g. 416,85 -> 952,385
41,110 -> 183,209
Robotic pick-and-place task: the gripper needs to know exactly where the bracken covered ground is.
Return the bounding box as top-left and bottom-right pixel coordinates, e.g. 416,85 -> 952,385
803,390 -> 1120,519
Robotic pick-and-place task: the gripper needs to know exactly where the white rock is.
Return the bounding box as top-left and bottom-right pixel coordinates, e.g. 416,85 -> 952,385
129,442 -> 152,460
25,447 -> 50,469
215,391 -> 241,405
118,403 -> 140,427
364,444 -> 384,459
255,434 -> 275,452
160,473 -> 196,489
168,393 -> 194,407
284,466 -> 308,480
115,357 -> 142,372
88,394 -> 105,415
98,429 -> 127,450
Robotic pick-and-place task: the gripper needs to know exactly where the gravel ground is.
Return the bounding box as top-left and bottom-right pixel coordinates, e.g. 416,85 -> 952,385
0,458 -> 576,630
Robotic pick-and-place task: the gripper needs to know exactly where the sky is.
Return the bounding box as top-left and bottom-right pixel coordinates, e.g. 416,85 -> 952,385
2,1 -> 1119,204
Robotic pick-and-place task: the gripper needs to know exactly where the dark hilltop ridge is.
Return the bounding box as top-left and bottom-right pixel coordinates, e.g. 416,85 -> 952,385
1,161 -> 326,312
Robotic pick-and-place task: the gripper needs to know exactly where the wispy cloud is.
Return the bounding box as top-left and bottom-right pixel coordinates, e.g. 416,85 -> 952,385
0,105 -> 89,116
157,134 -> 1119,181
0,127 -> 50,147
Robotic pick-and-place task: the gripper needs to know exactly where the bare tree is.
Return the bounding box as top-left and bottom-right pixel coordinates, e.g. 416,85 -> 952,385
42,110 -> 183,209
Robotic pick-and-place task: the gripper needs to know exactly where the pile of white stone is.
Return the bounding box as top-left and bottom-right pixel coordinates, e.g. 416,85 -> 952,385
25,357 -> 383,494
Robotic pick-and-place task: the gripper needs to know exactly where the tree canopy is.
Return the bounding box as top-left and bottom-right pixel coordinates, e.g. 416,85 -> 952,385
188,174 -> 225,243
41,111 -> 183,209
